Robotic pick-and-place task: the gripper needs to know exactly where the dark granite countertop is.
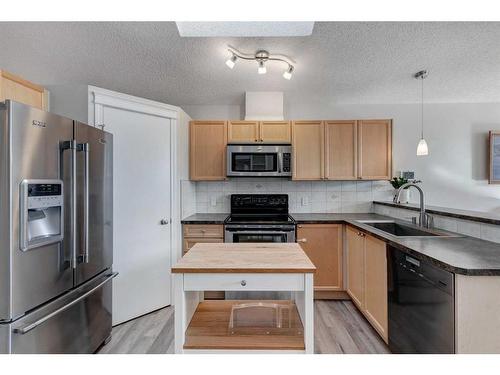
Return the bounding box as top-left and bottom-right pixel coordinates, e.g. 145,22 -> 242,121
181,213 -> 229,224
182,212 -> 500,276
374,201 -> 500,226
292,213 -> 384,224
343,216 -> 500,276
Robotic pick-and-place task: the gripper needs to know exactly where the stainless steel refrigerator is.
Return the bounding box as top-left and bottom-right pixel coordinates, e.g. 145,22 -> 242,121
0,100 -> 116,354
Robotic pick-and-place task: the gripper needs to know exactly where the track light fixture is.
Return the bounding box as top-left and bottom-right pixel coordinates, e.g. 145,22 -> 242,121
225,46 -> 295,80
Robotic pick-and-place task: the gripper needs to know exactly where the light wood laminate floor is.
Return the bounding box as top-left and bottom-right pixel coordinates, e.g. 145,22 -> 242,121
98,300 -> 390,354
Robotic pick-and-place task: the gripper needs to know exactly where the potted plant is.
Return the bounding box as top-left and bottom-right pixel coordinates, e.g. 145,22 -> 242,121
390,177 -> 421,204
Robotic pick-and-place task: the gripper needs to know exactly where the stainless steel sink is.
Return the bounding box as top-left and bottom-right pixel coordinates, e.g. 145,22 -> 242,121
355,220 -> 461,238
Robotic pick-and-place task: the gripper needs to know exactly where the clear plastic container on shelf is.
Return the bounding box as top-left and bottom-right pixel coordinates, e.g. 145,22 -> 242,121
228,302 -> 302,336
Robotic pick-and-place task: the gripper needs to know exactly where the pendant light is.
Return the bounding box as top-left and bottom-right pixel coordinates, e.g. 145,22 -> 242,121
415,70 -> 429,156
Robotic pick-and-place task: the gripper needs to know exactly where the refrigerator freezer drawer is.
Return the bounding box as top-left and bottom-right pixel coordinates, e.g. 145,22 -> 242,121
1,271 -> 116,354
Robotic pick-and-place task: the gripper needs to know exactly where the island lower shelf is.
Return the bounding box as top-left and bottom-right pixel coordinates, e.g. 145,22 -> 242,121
184,300 -> 305,351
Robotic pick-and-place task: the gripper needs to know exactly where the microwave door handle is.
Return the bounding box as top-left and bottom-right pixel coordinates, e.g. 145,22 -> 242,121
278,153 -> 283,174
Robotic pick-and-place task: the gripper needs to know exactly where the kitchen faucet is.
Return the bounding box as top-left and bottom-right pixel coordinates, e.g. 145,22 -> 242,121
395,182 -> 432,228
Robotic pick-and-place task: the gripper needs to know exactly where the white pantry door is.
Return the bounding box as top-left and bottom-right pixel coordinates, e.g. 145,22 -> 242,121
103,106 -> 172,325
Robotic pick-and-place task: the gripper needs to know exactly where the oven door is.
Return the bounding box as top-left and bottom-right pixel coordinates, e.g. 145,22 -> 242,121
225,226 -> 296,243
227,145 -> 290,177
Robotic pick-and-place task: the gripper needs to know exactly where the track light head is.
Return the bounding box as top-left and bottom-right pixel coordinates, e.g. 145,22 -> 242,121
283,65 -> 294,80
258,60 -> 267,74
225,54 -> 237,69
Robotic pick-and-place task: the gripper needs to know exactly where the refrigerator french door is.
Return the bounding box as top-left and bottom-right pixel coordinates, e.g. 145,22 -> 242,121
0,100 -> 115,354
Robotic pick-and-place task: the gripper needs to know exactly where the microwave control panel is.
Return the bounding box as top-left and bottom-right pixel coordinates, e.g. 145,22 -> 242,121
282,153 -> 291,173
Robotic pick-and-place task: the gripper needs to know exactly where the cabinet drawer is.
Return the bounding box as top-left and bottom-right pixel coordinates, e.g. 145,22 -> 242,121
183,224 -> 224,238
183,273 -> 305,291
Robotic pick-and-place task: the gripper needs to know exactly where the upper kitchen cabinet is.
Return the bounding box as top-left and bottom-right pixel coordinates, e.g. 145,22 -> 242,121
227,120 -> 292,143
292,121 -> 324,180
227,121 -> 260,143
0,70 -> 49,111
357,120 -> 392,180
259,121 -> 292,143
324,120 -> 357,180
190,121 -> 228,180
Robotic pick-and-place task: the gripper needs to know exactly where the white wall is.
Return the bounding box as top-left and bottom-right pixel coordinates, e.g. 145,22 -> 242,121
184,102 -> 500,214
178,109 -> 196,219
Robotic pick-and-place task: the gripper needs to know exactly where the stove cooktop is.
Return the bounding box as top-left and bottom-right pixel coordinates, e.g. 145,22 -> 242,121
224,214 -> 295,225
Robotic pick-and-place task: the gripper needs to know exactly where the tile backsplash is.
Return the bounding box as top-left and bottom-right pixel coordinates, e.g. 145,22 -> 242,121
195,178 -> 394,213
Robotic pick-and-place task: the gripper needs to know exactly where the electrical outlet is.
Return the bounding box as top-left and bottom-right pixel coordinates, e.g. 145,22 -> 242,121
210,196 -> 217,207
301,196 -> 309,206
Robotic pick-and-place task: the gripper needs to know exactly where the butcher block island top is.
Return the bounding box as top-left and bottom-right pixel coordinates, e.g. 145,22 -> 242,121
171,243 -> 316,274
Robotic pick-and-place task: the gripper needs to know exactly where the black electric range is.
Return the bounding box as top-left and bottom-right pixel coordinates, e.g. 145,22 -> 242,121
224,194 -> 296,243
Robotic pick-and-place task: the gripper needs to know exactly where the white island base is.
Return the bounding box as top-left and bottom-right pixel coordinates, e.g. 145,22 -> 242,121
172,243 -> 316,354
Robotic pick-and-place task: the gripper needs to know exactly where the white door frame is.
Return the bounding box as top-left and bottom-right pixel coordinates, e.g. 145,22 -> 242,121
88,86 -> 180,308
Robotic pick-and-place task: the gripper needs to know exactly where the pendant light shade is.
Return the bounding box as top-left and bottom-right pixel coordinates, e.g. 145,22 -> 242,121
416,138 -> 429,156
415,70 -> 429,156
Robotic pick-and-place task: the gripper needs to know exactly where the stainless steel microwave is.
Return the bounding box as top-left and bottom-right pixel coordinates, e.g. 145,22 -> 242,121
226,144 -> 292,177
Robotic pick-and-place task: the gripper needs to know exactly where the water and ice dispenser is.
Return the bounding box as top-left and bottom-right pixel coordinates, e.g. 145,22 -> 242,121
20,180 -> 64,251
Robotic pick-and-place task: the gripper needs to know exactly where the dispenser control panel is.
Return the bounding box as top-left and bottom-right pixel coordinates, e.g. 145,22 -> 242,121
27,183 -> 64,209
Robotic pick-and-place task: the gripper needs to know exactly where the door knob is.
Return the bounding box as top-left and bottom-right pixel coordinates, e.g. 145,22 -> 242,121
160,219 -> 169,225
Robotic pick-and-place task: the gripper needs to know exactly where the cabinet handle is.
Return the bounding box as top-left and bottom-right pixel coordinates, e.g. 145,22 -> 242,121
241,280 -> 247,286
297,225 -> 303,228
297,238 -> 307,243
255,139 -> 258,142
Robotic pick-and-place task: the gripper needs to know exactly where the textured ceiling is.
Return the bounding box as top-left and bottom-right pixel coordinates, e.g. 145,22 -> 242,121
0,22 -> 499,106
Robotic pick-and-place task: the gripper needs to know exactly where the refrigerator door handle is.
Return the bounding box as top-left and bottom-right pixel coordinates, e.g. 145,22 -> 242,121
60,140 -> 78,269
79,142 -> 90,263
13,272 -> 118,335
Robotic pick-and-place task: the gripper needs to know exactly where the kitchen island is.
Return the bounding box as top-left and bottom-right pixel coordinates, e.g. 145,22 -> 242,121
171,243 -> 316,353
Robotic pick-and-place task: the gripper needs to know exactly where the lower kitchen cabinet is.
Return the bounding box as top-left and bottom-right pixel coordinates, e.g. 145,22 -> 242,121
182,224 -> 224,300
297,224 -> 343,293
346,225 -> 388,343
346,226 -> 365,308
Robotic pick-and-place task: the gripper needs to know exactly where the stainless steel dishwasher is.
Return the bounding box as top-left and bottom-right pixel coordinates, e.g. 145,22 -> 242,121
388,247 -> 455,353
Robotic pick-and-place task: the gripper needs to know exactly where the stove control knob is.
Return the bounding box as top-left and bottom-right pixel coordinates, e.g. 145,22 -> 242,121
240,280 -> 247,287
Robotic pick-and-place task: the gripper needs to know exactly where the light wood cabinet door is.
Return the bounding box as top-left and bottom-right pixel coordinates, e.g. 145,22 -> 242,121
292,121 -> 324,180
0,70 -> 48,110
324,120 -> 357,180
228,121 -> 260,143
183,238 -> 223,255
190,121 -> 227,180
259,121 -> 291,143
346,226 -> 365,309
297,224 -> 343,291
364,234 -> 388,343
358,120 -> 392,180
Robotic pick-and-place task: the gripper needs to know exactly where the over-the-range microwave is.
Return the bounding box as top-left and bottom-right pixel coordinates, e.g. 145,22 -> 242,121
226,144 -> 292,177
